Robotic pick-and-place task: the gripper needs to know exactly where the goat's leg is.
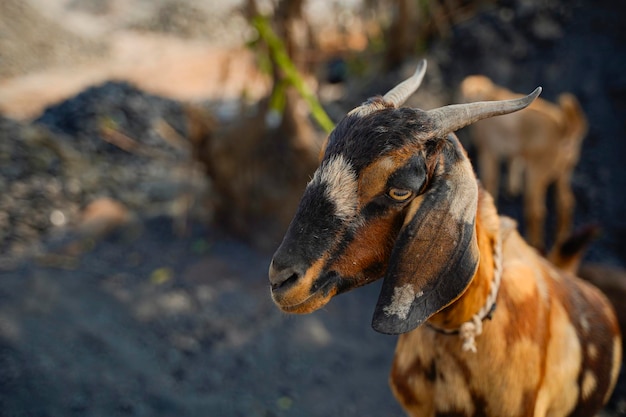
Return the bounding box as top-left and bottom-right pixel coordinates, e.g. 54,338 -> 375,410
524,169 -> 548,250
554,171 -> 575,245
478,148 -> 500,201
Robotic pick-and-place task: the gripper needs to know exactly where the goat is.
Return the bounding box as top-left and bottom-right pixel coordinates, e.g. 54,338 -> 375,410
268,60 -> 621,417
460,75 -> 588,250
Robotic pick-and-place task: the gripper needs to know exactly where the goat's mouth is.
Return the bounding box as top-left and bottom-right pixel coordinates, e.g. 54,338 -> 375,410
271,272 -> 340,314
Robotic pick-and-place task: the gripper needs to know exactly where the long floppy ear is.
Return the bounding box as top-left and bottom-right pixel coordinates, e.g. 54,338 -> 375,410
372,135 -> 480,334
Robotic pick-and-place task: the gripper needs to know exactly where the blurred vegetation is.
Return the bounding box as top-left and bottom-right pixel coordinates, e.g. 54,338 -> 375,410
252,15 -> 335,133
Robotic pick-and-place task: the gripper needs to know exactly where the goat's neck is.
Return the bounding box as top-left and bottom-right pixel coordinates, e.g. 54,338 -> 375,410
427,187 -> 500,330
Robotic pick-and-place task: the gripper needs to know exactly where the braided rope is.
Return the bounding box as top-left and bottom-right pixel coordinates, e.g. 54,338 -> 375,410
426,228 -> 503,353
459,229 -> 503,353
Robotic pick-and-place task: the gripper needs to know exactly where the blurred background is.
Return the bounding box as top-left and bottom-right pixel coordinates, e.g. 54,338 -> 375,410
0,0 -> 624,416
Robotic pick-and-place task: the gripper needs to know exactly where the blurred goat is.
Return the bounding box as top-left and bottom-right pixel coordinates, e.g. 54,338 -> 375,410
460,75 -> 588,250
269,61 -> 620,417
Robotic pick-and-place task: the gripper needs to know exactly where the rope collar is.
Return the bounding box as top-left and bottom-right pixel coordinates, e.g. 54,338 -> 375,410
426,229 -> 503,353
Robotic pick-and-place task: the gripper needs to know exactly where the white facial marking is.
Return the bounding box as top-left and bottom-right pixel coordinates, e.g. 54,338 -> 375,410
383,284 -> 423,320
313,154 -> 359,221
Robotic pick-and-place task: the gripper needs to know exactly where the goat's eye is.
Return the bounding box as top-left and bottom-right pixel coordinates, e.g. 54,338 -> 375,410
388,188 -> 413,202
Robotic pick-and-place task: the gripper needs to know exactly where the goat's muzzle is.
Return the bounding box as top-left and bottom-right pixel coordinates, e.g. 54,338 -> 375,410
268,259 -> 303,292
268,254 -> 340,314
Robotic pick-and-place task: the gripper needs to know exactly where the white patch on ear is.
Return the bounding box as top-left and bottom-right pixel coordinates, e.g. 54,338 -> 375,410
313,154 -> 359,221
383,284 -> 423,320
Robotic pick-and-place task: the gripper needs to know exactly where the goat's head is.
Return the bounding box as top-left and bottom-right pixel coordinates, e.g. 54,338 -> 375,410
268,60 -> 541,334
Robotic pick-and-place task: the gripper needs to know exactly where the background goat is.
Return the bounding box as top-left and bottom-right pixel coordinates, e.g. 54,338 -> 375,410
460,75 -> 588,250
268,61 -> 620,417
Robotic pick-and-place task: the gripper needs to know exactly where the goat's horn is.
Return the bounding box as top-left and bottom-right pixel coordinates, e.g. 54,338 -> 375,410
426,87 -> 542,135
383,59 -> 427,107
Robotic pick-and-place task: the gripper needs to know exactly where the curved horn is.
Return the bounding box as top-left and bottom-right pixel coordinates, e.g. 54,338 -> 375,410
426,87 -> 542,136
383,59 -> 427,107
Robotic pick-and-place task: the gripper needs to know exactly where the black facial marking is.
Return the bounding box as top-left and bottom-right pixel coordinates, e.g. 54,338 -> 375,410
386,155 -> 428,193
276,182 -> 343,266
360,198 -> 393,218
326,105 -> 433,174
310,271 -> 341,296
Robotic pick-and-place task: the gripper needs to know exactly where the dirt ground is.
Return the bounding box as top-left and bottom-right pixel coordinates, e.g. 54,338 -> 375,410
0,1 -> 625,417
0,217 -> 404,417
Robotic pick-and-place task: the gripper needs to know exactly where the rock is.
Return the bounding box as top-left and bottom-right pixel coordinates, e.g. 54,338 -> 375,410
0,81 -> 215,266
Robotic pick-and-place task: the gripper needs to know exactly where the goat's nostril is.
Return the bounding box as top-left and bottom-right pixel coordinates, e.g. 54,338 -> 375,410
269,260 -> 302,291
271,272 -> 299,291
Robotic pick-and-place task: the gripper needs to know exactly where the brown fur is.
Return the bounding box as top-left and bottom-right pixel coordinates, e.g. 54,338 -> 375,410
390,188 -> 621,417
273,130 -> 621,415
330,215 -> 397,280
578,263 -> 626,356
269,70 -> 619,417
548,227 -> 626,358
460,75 -> 588,250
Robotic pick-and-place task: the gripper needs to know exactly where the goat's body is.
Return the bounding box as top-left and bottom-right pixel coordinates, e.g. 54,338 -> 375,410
269,62 -> 620,417
390,191 -> 621,417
